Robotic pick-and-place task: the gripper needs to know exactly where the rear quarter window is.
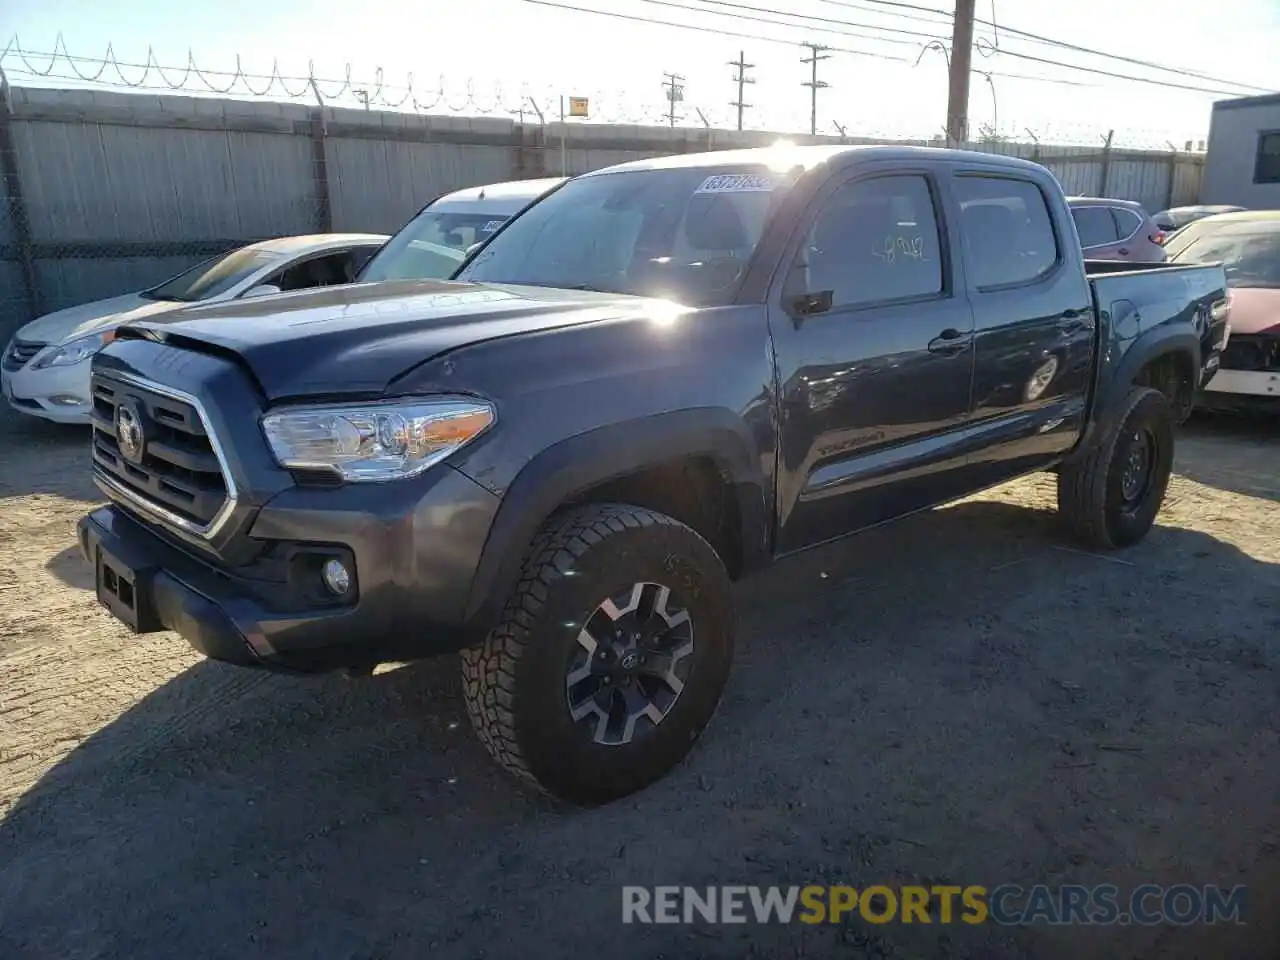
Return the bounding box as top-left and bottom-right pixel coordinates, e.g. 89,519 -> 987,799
1111,207 -> 1144,240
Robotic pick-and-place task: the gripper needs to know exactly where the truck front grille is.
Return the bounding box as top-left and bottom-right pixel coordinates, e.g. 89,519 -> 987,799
90,373 -> 235,536
2,339 -> 46,372
1220,334 -> 1279,373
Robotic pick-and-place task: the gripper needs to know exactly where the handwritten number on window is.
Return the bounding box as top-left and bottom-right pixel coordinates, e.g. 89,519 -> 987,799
871,235 -> 926,265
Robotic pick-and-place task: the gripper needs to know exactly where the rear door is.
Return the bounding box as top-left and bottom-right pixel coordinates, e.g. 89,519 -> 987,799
769,165 -> 977,553
954,172 -> 1095,485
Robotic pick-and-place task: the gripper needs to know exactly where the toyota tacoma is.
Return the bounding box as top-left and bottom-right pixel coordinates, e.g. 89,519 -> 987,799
77,145 -> 1230,804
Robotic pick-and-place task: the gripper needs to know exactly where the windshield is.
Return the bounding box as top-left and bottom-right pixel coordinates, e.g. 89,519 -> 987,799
1166,221 -> 1280,288
455,166 -> 798,306
360,209 -> 517,282
142,248 -> 278,302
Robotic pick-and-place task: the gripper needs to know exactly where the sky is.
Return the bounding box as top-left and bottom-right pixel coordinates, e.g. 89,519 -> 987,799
3,0 -> 1279,147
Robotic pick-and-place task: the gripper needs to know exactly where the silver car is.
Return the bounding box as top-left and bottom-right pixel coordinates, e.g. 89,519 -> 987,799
2,233 -> 387,424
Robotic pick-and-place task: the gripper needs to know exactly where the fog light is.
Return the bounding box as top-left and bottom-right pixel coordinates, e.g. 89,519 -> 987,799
49,395 -> 86,406
321,558 -> 351,596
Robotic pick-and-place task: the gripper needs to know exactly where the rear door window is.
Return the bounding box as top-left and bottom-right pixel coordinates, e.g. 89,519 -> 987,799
1071,206 -> 1119,248
954,176 -> 1060,288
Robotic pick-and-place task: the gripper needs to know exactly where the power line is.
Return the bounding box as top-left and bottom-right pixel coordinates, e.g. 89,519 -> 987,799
515,1 -> 1098,90
729,50 -> 755,131
971,21 -> 1272,93
800,42 -> 831,136
518,0 -> 909,61
658,0 -> 1272,96
639,0 -> 946,45
820,0 -> 1273,94
980,46 -> 1260,97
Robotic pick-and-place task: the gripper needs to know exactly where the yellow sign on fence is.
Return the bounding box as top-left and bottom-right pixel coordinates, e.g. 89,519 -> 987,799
567,96 -> 589,118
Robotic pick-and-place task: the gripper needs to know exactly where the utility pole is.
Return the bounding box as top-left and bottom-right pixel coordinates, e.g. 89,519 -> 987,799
662,72 -> 685,128
800,43 -> 830,137
945,0 -> 976,147
729,51 -> 755,132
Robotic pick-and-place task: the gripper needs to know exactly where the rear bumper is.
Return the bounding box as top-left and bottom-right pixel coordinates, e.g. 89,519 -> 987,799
78,463 -> 502,673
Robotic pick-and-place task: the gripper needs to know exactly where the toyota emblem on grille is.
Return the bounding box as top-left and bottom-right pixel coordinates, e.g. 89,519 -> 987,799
115,402 -> 146,463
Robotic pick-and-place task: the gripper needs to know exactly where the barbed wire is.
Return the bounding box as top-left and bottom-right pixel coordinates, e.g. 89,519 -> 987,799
0,33 -> 1210,149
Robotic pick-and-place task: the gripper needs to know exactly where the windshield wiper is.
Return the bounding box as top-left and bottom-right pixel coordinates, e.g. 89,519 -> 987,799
497,280 -> 614,294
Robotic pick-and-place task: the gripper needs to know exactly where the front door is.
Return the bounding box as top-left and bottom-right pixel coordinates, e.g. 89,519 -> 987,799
769,169 -> 977,554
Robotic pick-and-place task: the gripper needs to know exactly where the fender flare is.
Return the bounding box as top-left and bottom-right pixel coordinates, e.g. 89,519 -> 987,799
462,408 -> 771,628
1076,317 -> 1201,456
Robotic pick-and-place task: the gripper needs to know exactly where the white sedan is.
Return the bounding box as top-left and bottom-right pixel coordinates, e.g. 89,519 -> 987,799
1,233 -> 387,424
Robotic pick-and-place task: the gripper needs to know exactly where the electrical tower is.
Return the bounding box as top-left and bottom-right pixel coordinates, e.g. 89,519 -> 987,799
662,72 -> 686,128
800,43 -> 830,137
729,51 -> 755,132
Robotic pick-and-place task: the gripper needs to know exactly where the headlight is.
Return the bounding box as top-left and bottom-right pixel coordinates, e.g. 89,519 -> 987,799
261,397 -> 495,482
32,331 -> 112,369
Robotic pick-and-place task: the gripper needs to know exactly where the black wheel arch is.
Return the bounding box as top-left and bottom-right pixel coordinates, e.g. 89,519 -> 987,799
1070,320 -> 1201,463
461,409 -> 772,630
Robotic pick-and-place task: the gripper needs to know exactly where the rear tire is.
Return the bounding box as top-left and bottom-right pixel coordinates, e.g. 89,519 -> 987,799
460,503 -> 735,805
1057,386 -> 1174,549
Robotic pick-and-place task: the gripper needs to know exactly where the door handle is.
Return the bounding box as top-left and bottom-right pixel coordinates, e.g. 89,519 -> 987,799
1118,248 -> 1130,256
927,328 -> 971,355
1057,308 -> 1091,333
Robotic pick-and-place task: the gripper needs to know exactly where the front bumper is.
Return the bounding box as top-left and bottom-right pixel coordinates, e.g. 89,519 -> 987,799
2,359 -> 93,424
78,462 -> 502,673
1204,368 -> 1280,398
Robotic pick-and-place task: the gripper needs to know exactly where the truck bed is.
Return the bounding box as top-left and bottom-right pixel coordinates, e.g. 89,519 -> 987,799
1083,258 -> 1211,276
1086,260 -> 1230,416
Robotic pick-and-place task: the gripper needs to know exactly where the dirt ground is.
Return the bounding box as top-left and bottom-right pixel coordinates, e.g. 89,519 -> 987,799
0,406 -> 1277,960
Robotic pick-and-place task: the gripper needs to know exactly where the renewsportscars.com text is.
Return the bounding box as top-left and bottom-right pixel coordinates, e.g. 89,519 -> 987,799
621,884 -> 1247,926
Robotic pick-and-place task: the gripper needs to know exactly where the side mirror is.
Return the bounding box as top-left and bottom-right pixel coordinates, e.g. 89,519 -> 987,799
243,283 -> 282,299
464,242 -> 483,256
784,289 -> 834,320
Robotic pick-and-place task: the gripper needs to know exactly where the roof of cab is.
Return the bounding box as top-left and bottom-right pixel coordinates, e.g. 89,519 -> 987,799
579,143 -> 1051,177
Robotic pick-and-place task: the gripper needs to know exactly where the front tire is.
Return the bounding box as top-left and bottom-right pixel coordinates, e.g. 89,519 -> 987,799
1057,386 -> 1175,549
461,503 -> 735,805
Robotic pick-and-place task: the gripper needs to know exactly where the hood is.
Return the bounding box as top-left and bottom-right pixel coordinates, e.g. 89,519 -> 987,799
16,293 -> 185,345
118,280 -> 655,400
1226,287 -> 1280,336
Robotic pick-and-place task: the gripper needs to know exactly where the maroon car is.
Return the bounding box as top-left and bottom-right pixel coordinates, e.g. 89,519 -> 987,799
1067,197 -> 1168,263
1167,211 -> 1280,411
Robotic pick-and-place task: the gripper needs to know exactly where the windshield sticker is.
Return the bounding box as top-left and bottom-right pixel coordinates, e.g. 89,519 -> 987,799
695,173 -> 778,194
480,219 -> 505,234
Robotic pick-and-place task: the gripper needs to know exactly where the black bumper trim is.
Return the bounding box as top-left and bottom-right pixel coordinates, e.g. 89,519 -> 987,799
79,508 -> 263,667
78,505 -> 485,673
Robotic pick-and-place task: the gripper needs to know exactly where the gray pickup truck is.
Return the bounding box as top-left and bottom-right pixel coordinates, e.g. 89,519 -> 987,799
77,145 -> 1229,804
